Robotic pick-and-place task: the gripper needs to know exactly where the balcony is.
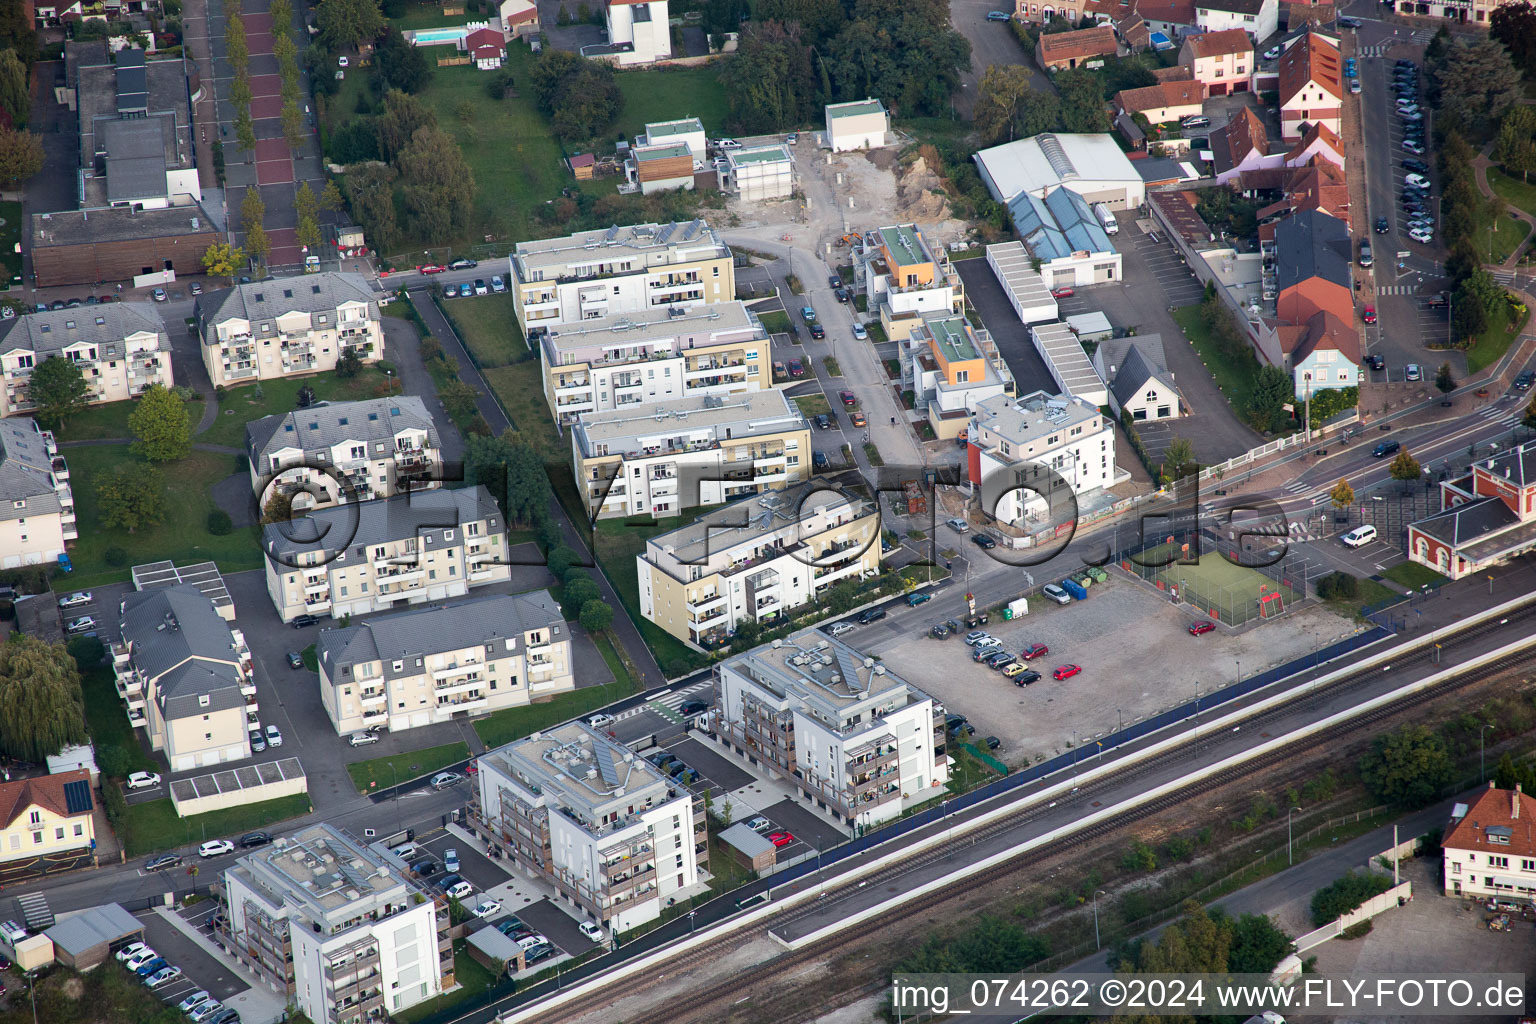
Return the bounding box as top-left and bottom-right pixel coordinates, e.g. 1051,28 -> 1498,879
223,366 -> 259,381
466,548 -> 492,565
303,598 -> 332,613
51,458 -> 69,482
689,604 -> 728,628
377,566 -> 425,586
686,591 -> 726,613
437,696 -> 488,714
468,566 -> 499,583
554,377 -> 593,393
434,677 -> 485,697
358,689 -> 386,708
362,708 -> 389,727
304,579 -> 330,595
432,661 -> 484,681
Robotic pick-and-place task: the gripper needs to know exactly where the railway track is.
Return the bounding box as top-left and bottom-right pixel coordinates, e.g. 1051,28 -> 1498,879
526,606 -> 1536,1024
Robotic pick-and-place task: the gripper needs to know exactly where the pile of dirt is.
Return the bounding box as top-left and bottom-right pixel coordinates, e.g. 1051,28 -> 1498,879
894,155 -> 952,223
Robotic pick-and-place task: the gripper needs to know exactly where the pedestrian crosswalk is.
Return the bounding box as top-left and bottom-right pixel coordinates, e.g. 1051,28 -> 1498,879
1375,284 -> 1418,296
1288,519 -> 1318,542
615,682 -> 711,724
1357,44 -> 1392,58
1280,480 -> 1310,496
1476,404 -> 1521,428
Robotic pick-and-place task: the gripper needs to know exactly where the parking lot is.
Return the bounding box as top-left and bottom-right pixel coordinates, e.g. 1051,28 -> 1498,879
1124,231 -> 1207,308
856,574 -> 1360,761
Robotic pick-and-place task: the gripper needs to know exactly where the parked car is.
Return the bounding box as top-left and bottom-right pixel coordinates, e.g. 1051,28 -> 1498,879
1349,77 -> 1361,94
1515,371 -> 1535,390
126,771 -> 161,790
290,614 -> 321,628
491,275 -> 507,293
250,730 -> 267,753
410,857 -> 440,876
1403,139 -> 1426,154
188,1003 -> 225,1024
964,631 -> 994,646
800,305 -> 817,322
1050,286 -> 1075,298
58,591 -> 93,608
179,991 -> 213,1014
265,725 -> 283,748
1403,158 -> 1429,174
857,607 -> 887,625
1020,643 -> 1049,660
985,651 -> 1014,669
145,966 -> 183,988
834,287 -> 850,303
1188,620 -> 1216,636
240,831 -> 273,848
198,840 -> 235,858
787,358 -> 805,377
1373,439 -> 1402,457
716,138 -> 742,150
1341,525 -> 1379,548
987,9 -> 1011,18
431,771 -> 464,789
286,650 -> 304,669
117,943 -> 152,964
1362,306 -> 1376,324
946,516 -> 970,533
1365,353 -> 1385,371
828,621 -> 856,636
809,323 -> 826,339
1263,44 -> 1282,59
972,534 -> 996,549
1374,217 -> 1389,234
1042,583 -> 1071,605
135,957 -> 169,977
450,259 -> 478,270
471,897 -> 502,919
852,322 -> 868,340
1409,227 -> 1434,243
971,642 -> 1004,662
444,848 -> 460,873
1405,172 -> 1430,189
1012,669 -> 1042,686
772,361 -> 788,379
348,732 -> 379,747
65,616 -> 96,634
1180,115 -> 1210,129
1405,364 -> 1422,382
458,282 -> 474,297
839,389 -> 857,408
811,450 -> 829,470
579,920 -> 605,942
680,699 -> 709,717
906,592 -> 932,607
152,288 -> 167,302
473,279 -> 488,295
850,410 -> 866,427
815,413 -> 831,430
1053,664 -> 1083,681
767,831 -> 795,847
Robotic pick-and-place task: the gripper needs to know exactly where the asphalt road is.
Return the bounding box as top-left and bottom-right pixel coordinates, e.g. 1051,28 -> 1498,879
948,0 -> 1057,117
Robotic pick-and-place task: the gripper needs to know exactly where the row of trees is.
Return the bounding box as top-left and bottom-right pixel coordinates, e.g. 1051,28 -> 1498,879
529,52 -> 623,143
972,63 -> 1113,147
271,0 -> 307,151
0,46 -> 42,186
717,0 -> 970,134
227,0 -> 257,152
1432,128 -> 1512,344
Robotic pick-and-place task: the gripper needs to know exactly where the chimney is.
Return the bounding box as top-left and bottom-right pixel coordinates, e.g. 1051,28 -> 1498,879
1516,783 -> 1523,820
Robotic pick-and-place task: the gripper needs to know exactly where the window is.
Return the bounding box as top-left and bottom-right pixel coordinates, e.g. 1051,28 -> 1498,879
1491,856 -> 1510,868
54,827 -> 64,840
28,811 -> 39,825
73,823 -> 83,836
32,832 -> 41,845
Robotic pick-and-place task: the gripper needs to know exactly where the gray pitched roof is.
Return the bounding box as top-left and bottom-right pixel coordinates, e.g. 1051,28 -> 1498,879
1412,495 -> 1519,548
1008,186 -> 1116,262
120,585 -> 246,719
45,903 -> 141,956
0,302 -> 166,359
1274,209 -> 1351,293
319,592 -> 562,680
246,395 -> 440,468
1109,344 -> 1179,410
0,418 -> 62,522
1479,438 -> 1536,489
195,272 -> 376,344
262,486 -> 503,561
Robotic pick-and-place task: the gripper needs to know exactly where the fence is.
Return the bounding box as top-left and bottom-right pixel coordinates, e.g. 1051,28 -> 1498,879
1293,882 -> 1413,953
1119,537 -> 1305,625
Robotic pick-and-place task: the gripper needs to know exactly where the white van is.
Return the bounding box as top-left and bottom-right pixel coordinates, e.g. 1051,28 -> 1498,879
1093,203 -> 1119,235
1341,525 -> 1378,548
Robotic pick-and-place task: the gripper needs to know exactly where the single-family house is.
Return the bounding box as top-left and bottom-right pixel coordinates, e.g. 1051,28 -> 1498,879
1178,27 -> 1253,94
498,0 -> 540,37
1194,0 -> 1278,42
1211,106 -> 1277,183
1274,209 -> 1352,327
1036,26 -> 1119,71
1288,308 -> 1360,393
464,26 -> 506,69
1115,79 -> 1205,124
596,0 -> 671,65
825,99 -> 888,152
1278,32 -> 1342,140
1284,120 -> 1345,173
1093,334 -> 1183,420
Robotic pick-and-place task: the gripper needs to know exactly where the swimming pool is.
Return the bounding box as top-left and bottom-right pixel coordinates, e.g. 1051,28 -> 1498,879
412,27 -> 470,44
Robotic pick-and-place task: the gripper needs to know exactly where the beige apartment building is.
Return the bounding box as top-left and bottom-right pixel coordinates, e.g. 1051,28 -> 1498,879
572,389 -> 810,520
245,395 -> 442,507
0,417 -> 76,569
196,272 -> 383,388
637,482 -> 881,647
508,221 -> 735,337
113,585 -> 258,772
538,301 -> 770,425
261,486 -> 510,622
317,592 -> 571,736
0,303 -> 174,418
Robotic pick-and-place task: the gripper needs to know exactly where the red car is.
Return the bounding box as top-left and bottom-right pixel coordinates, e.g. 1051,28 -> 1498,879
767,831 -> 795,848
466,760 -> 479,775
1188,620 -> 1215,636
1020,643 -> 1049,660
420,264 -> 447,275
839,390 -> 857,408
1053,664 -> 1082,681
1051,286 -> 1075,298
1362,305 -> 1377,324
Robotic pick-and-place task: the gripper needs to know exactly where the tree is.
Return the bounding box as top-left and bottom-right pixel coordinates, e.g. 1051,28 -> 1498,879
0,49 -> 30,126
1248,364 -> 1294,431
320,179 -> 345,214
438,378 -> 479,422
0,635 -> 90,762
316,0 -> 386,50
397,125 -> 475,239
128,384 -> 192,462
297,215 -> 324,253
1435,362 -> 1457,393
241,187 -> 266,236
973,64 -> 1034,146
1453,282 -> 1491,341
294,181 -> 320,225
0,126 -> 44,186
1163,437 -> 1196,480
1016,88 -> 1062,137
560,574 -> 601,620
281,98 -> 306,150
1431,37 -> 1522,142
374,25 -> 433,93
1490,0 -> 1536,78
27,356 -> 91,428
729,616 -> 763,653
578,599 -> 614,633
1359,724 -> 1455,807
1055,69 -> 1111,133
261,490 -> 294,525
342,163 -> 400,252
97,464 -> 166,533
716,22 -> 820,134
245,222 -> 272,266
1495,105 -> 1536,182
528,53 -> 623,141
327,118 -> 382,164
0,2 -> 39,67
1226,913 -> 1294,975
1388,450 -> 1423,484
1523,394 -> 1536,430
202,241 -> 248,283
235,106 -> 257,152
822,0 -> 969,118
1329,478 -> 1355,511
335,348 -> 363,378
1310,871 -> 1393,926
545,545 -> 582,581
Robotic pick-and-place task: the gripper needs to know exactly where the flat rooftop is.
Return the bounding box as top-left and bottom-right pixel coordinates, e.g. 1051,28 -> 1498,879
32,204 -> 216,247
573,389 -> 804,458
1031,321 -> 1105,398
730,145 -> 792,166
927,317 -> 979,362
486,721 -> 673,834
646,118 -> 704,138
234,822 -> 411,917
648,481 -> 872,569
876,224 -> 933,266
827,99 -> 886,119
512,220 -> 726,276
635,143 -> 691,162
542,301 -> 760,362
974,389 -> 1102,449
131,560 -> 233,615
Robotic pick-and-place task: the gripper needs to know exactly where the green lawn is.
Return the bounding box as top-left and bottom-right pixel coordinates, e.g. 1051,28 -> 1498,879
65,445 -> 264,578
54,398 -> 146,442
121,792 -> 312,857
0,200 -> 21,288
397,945 -> 502,1024
612,66 -> 732,139
1381,561 -> 1447,589
592,514 -> 711,673
1465,302 -> 1531,375
440,292 -> 525,368
200,366 -> 397,448
1172,304 -> 1258,415
794,393 -> 831,418
346,741 -> 469,794
473,682 -> 639,749
479,358 -> 586,523
81,666 -> 158,774
1488,167 -> 1536,220
390,0 -> 481,29
1477,205 -> 1532,265
757,310 -> 791,335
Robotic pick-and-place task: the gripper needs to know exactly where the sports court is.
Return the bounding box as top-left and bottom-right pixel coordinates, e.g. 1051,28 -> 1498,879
1122,538 -> 1302,624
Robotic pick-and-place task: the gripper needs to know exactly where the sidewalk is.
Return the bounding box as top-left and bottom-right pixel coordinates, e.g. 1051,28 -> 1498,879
152,906 -> 289,1024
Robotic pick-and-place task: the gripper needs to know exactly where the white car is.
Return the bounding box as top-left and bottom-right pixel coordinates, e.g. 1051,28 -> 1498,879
1405,363 -> 1423,381
827,622 -> 856,636
348,732 -> 378,747
1409,227 -> 1434,243
116,942 -> 152,963
716,138 -> 741,150
444,848 -> 460,872
964,632 -> 995,646
390,842 -> 420,860
126,771 -> 162,790
58,591 -> 93,608
189,1001 -> 225,1023
338,55 -> 349,67
124,949 -> 159,972
265,724 -> 283,747
445,880 -> 475,901
470,897 -> 502,919
515,933 -> 548,950
1263,44 -> 1282,59
746,816 -> 771,832
431,771 -> 463,789
490,275 -> 506,293
579,921 -> 604,943
1341,525 -> 1378,548
1404,173 -> 1429,188
198,839 -> 235,858
178,991 -> 212,1014
1041,583 -> 1071,605
145,965 -> 183,988
65,616 -> 96,634
946,517 -> 969,533
852,322 -> 868,340
588,713 -> 615,729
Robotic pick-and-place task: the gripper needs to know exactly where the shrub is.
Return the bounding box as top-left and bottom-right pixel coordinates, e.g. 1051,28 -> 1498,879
207,508 -> 233,535
1316,571 -> 1360,601
1310,871 -> 1393,926
96,744 -> 132,779
0,601 -> 12,622
234,453 -> 249,473
67,635 -> 105,669
104,547 -> 129,567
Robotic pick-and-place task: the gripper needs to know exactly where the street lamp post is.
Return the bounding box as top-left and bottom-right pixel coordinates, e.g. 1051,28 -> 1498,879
1093,889 -> 1107,950
1288,806 -> 1303,866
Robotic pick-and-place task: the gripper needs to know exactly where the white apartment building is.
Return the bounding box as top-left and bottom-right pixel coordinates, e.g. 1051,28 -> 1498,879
196,273 -> 383,388
721,145 -> 795,202
0,418 -> 75,568
537,301 -> 769,425
715,629 -> 950,829
1443,784 -> 1536,901
261,486 -> 511,622
825,99 -> 889,152
245,396 -> 442,508
1194,0 -> 1278,45
639,118 -> 708,161
637,482 -> 881,647
900,316 -> 1016,441
572,389 -> 810,520
317,592 -> 572,736
472,721 -> 707,932
966,391 -> 1118,530
508,221 -> 734,336
598,0 -> 671,64
222,824 -> 449,1024
857,224 -> 965,343
0,303 -> 173,418
112,585 -> 257,771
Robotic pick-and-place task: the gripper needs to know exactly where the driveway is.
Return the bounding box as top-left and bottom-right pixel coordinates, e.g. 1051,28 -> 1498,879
947,1 -> 1056,116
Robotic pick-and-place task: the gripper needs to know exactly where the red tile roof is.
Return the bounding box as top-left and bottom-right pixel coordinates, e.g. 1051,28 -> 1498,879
1279,32 -> 1342,105
1445,784 -> 1536,858
465,27 -> 505,48
0,769 -> 93,830
1152,64 -> 1195,82
1224,106 -> 1270,165
1291,309 -> 1360,364
1285,120 -> 1344,163
1088,0 -> 1196,23
1185,28 -> 1252,59
1039,26 -> 1120,65
1116,79 -> 1205,115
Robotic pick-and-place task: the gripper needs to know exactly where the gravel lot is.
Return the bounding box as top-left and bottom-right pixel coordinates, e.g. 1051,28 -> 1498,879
861,573 -> 1360,764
